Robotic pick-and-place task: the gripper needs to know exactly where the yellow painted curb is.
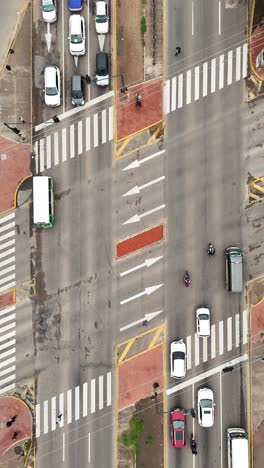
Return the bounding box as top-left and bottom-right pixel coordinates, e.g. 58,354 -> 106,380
14,174 -> 32,209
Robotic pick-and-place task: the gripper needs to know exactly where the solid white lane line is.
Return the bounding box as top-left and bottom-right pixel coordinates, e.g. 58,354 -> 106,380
186,336 -> 192,370
99,375 -> 104,410
0,256 -> 15,267
51,396 -> 56,431
211,58 -> 216,93
86,117 -> 91,151
219,54 -> 224,89
171,77 -> 177,112
219,321 -> 224,355
35,141 -> 39,174
75,386 -> 80,420
62,128 -> 67,162
195,333 -> 199,366
218,1 -> 221,35
236,46 -> 241,81
43,400 -> 48,435
83,382 -> 88,417
107,372 -> 111,406
70,124 -> 75,158
243,309 -> 248,344
192,1 -> 194,35
93,114 -> 98,148
39,139 -> 45,173
164,80 -> 170,114
0,339 -> 15,350
78,121 -> 83,155
87,0 -> 90,101
227,317 -> 232,351
0,282 -> 16,293
54,132 -> 59,166
167,353 -> 248,395
62,432 -> 65,462
0,356 -> 15,369
108,106 -> 113,141
0,213 -> 15,224
0,365 -> 15,377
0,231 -> 15,243
0,265 -> 15,277
0,221 -> 15,234
88,432 -> 91,463
0,331 -> 16,343
0,239 -> 15,251
220,370 -> 223,468
67,389 -> 72,424
46,135 -> 51,169
62,0 -> 65,113
0,274 -> 15,286
101,109 -> 106,144
211,324 -> 216,359
186,70 -> 192,104
36,404 -> 40,438
178,74 -> 183,108
194,66 -> 199,101
203,337 -> 207,362
91,379 -> 95,414
227,50 -> 233,85
242,43 -> 248,78
59,393 -> 64,427
235,313 -> 240,347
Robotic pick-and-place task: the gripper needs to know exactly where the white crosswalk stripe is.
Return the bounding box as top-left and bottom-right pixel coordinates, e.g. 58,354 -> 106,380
185,311 -> 248,370
165,44 -> 248,114
35,371 -> 112,438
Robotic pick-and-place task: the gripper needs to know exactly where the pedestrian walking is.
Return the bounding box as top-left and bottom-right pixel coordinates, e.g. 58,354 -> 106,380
52,116 -> 60,123
136,93 -> 142,107
175,46 -> 181,56
19,116 -> 26,123
9,49 -> 14,54
85,75 -> 91,84
12,432 -> 19,440
5,64 -> 13,74
6,415 -> 17,427
56,413 -> 62,424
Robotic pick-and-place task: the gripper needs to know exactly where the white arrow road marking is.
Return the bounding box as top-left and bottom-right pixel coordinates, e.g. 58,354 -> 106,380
45,23 -> 52,53
120,310 -> 164,331
166,353 -> 248,396
123,204 -> 165,225
98,34 -> 105,51
120,256 -> 163,277
122,149 -> 165,171
122,176 -> 165,196
120,284 -> 163,305
74,56 -> 79,67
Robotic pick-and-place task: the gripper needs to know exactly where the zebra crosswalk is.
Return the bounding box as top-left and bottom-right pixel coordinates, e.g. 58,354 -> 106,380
36,371 -> 112,438
185,310 -> 248,371
164,43 -> 248,114
0,212 -> 16,294
34,106 -> 113,174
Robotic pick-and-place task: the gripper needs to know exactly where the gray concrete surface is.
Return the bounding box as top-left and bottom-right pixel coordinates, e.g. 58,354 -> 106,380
0,0 -> 27,71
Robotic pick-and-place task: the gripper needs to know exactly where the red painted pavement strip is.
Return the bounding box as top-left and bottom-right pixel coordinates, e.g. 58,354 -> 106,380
0,396 -> 32,456
250,22 -> 264,79
251,299 -> 264,344
116,79 -> 163,141
116,224 -> 164,258
0,136 -> 31,213
0,291 -> 15,309
118,345 -> 163,410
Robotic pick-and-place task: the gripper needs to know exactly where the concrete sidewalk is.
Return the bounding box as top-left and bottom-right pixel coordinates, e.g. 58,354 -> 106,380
0,0 -> 28,72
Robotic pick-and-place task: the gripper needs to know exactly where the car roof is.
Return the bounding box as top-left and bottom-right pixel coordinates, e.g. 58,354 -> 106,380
70,14 -> 82,28
96,1 -> 106,13
198,387 -> 213,399
45,66 -> 57,81
69,0 -> 82,6
170,340 -> 186,353
171,408 -> 185,420
196,307 -> 210,316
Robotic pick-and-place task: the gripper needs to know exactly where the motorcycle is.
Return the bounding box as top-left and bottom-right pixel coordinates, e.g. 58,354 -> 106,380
190,434 -> 197,455
184,271 -> 190,287
207,243 -> 215,256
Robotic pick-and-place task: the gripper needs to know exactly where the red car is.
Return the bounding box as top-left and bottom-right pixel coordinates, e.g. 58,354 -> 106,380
170,409 -> 186,448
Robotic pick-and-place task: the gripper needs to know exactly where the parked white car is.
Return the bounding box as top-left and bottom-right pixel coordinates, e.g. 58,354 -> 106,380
197,388 -> 215,427
196,307 -> 210,337
44,66 -> 61,107
68,15 -> 86,56
170,340 -> 186,379
41,0 -> 57,23
95,1 -> 109,34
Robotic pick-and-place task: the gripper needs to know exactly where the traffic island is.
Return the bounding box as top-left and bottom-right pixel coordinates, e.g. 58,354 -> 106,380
247,0 -> 264,100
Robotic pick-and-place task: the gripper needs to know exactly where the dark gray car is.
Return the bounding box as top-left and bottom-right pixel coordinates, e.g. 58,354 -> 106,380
71,75 -> 85,106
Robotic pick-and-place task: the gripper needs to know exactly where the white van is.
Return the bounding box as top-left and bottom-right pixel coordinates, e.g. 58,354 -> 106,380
227,428 -> 248,468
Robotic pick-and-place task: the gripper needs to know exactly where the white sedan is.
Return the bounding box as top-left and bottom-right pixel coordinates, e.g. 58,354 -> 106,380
44,66 -> 61,107
170,340 -> 186,379
68,15 -> 86,56
197,388 -> 215,427
95,1 -> 109,34
196,307 -> 210,337
41,0 -> 57,23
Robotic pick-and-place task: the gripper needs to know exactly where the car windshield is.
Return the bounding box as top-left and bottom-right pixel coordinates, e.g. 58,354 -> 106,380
72,90 -> 82,98
172,351 -> 185,360
96,14 -> 107,22
201,399 -> 212,408
42,0 -> 54,12
173,420 -> 184,429
71,34 -> 82,44
46,86 -> 58,96
199,314 -> 209,320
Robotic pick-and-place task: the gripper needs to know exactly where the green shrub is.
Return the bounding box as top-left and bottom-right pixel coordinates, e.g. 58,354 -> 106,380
145,435 -> 153,445
23,439 -> 32,452
141,16 -> 147,34
119,415 -> 143,454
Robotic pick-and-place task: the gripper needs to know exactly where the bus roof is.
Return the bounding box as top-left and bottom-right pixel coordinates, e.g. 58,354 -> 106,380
33,176 -> 50,224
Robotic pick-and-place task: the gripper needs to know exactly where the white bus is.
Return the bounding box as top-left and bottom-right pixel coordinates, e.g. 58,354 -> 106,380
227,428 -> 248,468
33,176 -> 55,228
